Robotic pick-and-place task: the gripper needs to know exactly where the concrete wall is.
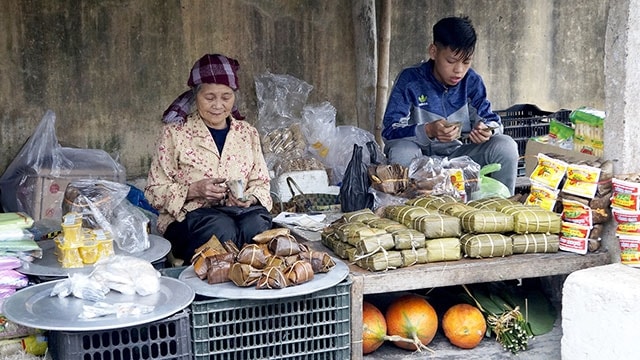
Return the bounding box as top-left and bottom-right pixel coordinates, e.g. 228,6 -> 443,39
0,0 -> 608,179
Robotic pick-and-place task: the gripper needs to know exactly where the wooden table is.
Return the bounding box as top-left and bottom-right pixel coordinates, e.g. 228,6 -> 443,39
290,224 -> 611,360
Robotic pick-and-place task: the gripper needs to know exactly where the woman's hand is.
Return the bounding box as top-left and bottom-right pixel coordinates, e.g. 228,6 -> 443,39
226,193 -> 257,208
187,177 -> 228,205
467,122 -> 493,144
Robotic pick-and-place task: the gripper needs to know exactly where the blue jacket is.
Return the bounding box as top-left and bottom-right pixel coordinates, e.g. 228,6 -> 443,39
382,60 -> 501,154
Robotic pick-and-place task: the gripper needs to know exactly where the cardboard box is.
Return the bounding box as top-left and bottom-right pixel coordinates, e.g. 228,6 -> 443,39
524,139 -> 600,177
15,148 -> 126,221
271,170 -> 338,202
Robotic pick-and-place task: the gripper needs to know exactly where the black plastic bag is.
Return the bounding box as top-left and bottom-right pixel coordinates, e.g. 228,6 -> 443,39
340,144 -> 374,212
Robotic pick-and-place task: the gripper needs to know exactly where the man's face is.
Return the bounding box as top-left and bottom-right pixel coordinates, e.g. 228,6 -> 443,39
429,44 -> 473,87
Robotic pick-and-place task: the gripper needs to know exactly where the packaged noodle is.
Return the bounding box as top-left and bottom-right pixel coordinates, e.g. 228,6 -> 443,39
561,221 -> 592,239
561,199 -> 593,227
611,178 -> 640,211
530,154 -> 568,190
525,182 -> 559,212
559,236 -> 589,255
570,106 -> 604,157
562,163 -> 601,199
618,234 -> 640,267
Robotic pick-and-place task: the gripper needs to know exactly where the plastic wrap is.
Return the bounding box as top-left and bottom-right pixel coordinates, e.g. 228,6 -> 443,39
51,256 -> 161,301
63,179 -> 149,253
324,126 -> 383,185
469,163 -> 511,200
255,72 -> 313,135
301,102 -> 337,159
0,110 -> 125,220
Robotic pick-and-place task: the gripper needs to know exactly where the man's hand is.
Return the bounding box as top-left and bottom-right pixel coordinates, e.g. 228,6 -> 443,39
467,122 -> 494,144
425,119 -> 461,142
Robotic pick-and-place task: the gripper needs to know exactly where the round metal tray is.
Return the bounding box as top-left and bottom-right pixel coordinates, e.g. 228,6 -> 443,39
17,234 -> 171,277
3,276 -> 194,331
179,257 -> 349,299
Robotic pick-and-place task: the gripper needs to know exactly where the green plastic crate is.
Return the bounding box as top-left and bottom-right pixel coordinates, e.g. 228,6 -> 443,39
190,279 -> 352,360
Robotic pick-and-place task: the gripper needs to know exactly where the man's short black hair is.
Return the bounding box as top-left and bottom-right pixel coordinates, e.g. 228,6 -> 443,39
433,16 -> 477,60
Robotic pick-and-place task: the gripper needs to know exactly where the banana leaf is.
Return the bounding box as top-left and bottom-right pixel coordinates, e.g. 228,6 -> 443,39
253,227 -> 290,244
285,260 -> 315,285
268,234 -> 302,256
236,244 -> 268,268
501,287 -> 557,336
256,266 -> 289,289
464,285 -> 505,315
472,282 -> 557,337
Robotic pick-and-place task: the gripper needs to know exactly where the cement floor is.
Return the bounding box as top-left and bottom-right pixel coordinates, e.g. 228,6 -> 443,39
363,318 -> 561,359
362,281 -> 563,360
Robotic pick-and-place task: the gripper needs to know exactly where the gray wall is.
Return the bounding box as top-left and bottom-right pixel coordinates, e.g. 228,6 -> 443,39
0,0 -> 608,179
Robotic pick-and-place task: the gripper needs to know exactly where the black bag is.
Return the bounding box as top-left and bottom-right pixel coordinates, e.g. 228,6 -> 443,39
340,144 -> 374,212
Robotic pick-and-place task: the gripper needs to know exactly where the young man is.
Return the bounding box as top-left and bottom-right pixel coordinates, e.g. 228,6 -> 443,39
382,16 -> 518,194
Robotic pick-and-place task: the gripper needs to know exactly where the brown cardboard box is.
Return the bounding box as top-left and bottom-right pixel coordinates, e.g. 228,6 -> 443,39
524,139 -> 601,177
15,148 -> 126,221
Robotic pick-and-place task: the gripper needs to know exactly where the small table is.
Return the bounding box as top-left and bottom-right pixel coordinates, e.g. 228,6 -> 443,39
285,221 -> 611,360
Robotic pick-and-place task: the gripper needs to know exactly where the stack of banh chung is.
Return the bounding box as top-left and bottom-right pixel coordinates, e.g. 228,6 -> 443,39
192,228 -> 336,289
322,194 -> 562,272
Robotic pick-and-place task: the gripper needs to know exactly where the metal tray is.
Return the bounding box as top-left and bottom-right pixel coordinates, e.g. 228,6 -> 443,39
3,276 -> 194,331
178,257 -> 349,299
17,234 -> 171,277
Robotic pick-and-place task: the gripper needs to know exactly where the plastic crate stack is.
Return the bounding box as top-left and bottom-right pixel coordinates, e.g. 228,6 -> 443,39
47,310 -> 192,360
157,267 -> 352,360
496,104 -> 572,178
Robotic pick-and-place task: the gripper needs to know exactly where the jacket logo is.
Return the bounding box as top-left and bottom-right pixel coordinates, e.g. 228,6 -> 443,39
418,94 -> 428,105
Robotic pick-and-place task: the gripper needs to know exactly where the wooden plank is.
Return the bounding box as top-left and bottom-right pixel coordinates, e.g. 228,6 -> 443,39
348,251 -> 611,294
349,274 -> 364,360
343,251 -> 609,360
294,222 -> 611,360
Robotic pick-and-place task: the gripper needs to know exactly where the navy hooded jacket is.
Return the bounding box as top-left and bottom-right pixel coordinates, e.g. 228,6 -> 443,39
382,59 -> 501,155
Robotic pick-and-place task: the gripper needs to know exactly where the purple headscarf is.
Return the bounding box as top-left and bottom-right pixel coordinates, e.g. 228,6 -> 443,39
163,54 -> 245,123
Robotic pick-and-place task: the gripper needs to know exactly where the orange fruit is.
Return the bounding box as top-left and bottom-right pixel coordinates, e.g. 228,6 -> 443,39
385,294 -> 438,351
362,302 -> 386,354
442,303 -> 487,349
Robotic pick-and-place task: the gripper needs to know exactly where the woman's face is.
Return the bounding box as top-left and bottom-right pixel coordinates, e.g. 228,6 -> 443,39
195,83 -> 236,129
429,44 -> 473,87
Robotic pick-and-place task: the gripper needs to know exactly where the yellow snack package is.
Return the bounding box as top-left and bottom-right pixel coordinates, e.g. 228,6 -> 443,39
61,212 -> 83,247
562,163 -> 601,199
530,154 -> 567,190
525,181 -> 559,212
55,237 -> 83,268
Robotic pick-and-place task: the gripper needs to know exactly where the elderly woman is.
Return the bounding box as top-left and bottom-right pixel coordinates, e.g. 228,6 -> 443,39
145,54 -> 273,263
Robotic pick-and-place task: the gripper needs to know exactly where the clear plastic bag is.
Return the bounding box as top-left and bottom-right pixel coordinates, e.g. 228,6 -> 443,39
0,110 -> 125,219
301,102 -> 337,159
324,126 -> 383,185
255,72 -> 314,135
63,179 -> 150,253
442,156 -> 481,199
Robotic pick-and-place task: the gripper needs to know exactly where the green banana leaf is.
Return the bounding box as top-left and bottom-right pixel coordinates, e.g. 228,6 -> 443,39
464,281 -> 557,337
464,285 -> 506,315
502,288 -> 557,336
